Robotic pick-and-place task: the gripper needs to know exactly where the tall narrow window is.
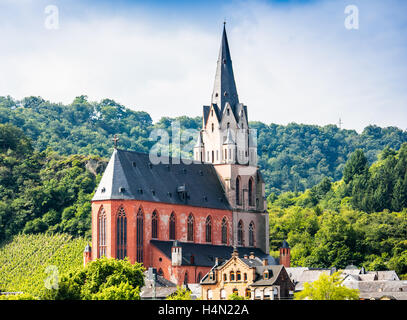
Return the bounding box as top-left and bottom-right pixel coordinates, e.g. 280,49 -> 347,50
116,207 -> 127,259
211,123 -> 214,132
169,212 -> 176,240
238,220 -> 244,246
184,272 -> 188,285
152,211 -> 158,239
187,214 -> 194,241
221,217 -> 228,244
136,208 -> 143,263
205,216 -> 212,243
248,177 -> 254,206
249,221 -> 255,247
98,207 -> 106,258
212,150 -> 214,163
236,176 -> 241,206
197,273 -> 202,283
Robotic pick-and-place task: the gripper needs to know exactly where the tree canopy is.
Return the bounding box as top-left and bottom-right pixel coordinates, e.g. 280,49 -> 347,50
294,272 -> 359,300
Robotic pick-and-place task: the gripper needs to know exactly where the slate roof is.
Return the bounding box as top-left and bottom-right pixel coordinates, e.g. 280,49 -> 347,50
251,265 -> 285,286
286,267 -> 309,283
150,240 -> 271,268
92,149 -> 231,210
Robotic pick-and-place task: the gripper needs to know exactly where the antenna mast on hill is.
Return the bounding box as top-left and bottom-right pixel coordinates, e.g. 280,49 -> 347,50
338,118 -> 343,129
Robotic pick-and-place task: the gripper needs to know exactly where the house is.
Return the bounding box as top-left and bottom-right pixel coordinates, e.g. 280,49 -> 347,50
140,267 -> 178,300
200,247 -> 295,300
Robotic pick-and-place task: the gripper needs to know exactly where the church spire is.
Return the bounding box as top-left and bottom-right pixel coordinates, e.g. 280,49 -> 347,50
211,23 -> 239,114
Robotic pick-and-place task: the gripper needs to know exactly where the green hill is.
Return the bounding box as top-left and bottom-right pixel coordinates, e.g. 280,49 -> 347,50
1,95 -> 407,195
0,233 -> 87,298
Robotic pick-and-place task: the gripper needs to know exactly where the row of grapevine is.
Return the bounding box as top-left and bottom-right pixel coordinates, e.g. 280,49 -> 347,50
0,233 -> 87,298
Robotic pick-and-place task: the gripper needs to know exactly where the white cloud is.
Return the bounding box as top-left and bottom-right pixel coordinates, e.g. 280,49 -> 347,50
0,0 -> 406,132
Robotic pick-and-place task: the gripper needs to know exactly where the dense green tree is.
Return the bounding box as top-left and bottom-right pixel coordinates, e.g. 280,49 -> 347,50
44,257 -> 144,300
166,286 -> 192,300
294,272 -> 359,300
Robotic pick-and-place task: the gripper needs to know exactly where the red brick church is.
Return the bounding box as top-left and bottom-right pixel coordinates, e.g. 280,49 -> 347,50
85,25 -> 290,285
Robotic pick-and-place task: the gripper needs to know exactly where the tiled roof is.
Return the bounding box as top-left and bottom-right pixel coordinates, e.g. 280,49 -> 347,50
251,265 -> 285,286
92,149 -> 231,210
151,240 -> 270,268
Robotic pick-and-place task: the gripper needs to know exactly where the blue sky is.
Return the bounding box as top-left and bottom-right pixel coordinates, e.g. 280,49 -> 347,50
0,0 -> 406,132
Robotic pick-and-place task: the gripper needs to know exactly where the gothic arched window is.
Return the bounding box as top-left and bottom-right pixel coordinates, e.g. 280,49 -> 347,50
136,208 -> 144,263
249,221 -> 255,247
248,177 -> 254,206
187,213 -> 194,241
205,216 -> 212,243
237,220 -> 244,246
98,207 -> 106,258
221,217 -> 228,244
152,211 -> 158,239
169,212 -> 176,240
116,207 -> 127,259
236,176 -> 241,206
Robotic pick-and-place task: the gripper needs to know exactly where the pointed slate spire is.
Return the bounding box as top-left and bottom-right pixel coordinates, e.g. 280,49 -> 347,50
211,23 -> 239,116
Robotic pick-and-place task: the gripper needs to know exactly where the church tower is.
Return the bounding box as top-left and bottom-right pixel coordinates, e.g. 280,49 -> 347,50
194,24 -> 269,253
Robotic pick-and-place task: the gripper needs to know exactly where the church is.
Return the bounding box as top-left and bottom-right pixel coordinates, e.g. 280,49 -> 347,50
85,25 -> 280,286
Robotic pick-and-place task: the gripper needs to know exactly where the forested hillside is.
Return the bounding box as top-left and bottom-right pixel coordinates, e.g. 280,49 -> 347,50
1,95 -> 407,195
0,124 -> 102,242
268,145 -> 407,277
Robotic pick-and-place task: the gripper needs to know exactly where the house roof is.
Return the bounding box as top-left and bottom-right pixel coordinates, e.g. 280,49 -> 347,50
250,265 -> 285,286
92,149 -> 231,210
286,267 -> 309,283
151,240 -> 271,268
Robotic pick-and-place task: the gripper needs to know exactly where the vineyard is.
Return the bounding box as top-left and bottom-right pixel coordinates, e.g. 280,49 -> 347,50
0,233 -> 87,298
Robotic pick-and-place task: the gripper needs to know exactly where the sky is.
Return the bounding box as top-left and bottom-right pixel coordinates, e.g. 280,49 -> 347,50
0,0 -> 406,132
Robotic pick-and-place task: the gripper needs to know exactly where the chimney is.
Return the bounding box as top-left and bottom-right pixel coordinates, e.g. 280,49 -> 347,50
147,267 -> 157,281
171,241 -> 182,266
262,258 -> 268,266
249,252 -> 255,259
232,246 -> 239,258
